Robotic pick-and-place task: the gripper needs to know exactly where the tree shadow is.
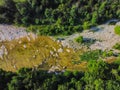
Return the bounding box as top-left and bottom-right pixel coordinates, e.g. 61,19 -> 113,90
90,27 -> 102,32
83,38 -> 96,46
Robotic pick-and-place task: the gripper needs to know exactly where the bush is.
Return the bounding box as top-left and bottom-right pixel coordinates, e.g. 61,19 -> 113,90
80,50 -> 103,61
27,25 -> 82,36
73,25 -> 83,32
27,25 -> 51,35
80,50 -> 114,61
113,43 -> 120,50
114,25 -> 120,35
0,0 -> 120,36
82,21 -> 91,30
75,36 -> 83,43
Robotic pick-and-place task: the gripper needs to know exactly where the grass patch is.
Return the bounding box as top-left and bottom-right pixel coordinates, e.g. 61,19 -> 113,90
75,36 -> 83,43
0,0 -> 4,6
0,36 -> 81,72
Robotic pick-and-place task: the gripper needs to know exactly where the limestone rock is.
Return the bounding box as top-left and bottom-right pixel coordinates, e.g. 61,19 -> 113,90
58,48 -> 63,53
0,45 -> 8,59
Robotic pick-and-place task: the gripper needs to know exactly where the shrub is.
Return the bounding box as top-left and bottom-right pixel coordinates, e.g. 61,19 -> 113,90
75,36 -> 83,43
73,25 -> 83,32
80,50 -> 114,61
113,43 -> 120,50
26,25 -> 51,35
27,25 -> 82,36
114,25 -> 120,35
82,21 -> 91,30
80,50 -> 102,61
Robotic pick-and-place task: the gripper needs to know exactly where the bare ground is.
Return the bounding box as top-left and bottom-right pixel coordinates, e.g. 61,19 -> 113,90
58,20 -> 120,53
0,24 -> 27,42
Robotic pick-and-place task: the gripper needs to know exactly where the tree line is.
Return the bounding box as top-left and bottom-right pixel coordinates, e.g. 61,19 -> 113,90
0,0 -> 120,35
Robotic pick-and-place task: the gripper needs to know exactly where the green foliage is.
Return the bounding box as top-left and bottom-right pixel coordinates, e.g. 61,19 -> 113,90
73,25 -> 83,32
80,50 -> 114,61
1,60 -> 120,90
82,21 -> 91,30
80,50 -> 103,61
27,25 -> 51,35
27,25 -> 83,35
91,12 -> 98,25
113,43 -> 120,50
0,0 -> 4,6
84,60 -> 120,90
0,0 -> 17,23
75,36 -> 83,43
0,69 -> 15,90
114,26 -> 120,35
0,0 -> 120,35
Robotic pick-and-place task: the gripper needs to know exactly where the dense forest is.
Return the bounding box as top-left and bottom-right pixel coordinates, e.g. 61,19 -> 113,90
0,0 -> 120,35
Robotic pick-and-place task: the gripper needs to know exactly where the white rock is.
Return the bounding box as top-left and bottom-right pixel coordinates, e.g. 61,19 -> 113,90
55,53 -> 58,57
19,40 -> 22,44
0,45 -> 8,59
28,32 -> 37,40
58,48 -> 63,53
33,55 -> 36,58
116,22 -> 120,25
66,49 -> 70,53
36,50 -> 39,52
27,36 -> 31,41
23,44 -> 27,48
53,47 -> 56,51
50,51 -> 54,55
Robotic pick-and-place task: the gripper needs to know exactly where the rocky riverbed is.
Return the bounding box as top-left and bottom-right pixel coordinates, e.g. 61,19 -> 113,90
56,20 -> 120,53
0,25 -> 27,41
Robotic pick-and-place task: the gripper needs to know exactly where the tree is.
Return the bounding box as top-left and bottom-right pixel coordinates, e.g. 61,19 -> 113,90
106,80 -> 120,90
0,0 -> 16,23
84,60 -> 108,90
94,79 -> 104,90
0,69 -> 15,90
58,84 -> 69,90
91,11 -> 98,25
